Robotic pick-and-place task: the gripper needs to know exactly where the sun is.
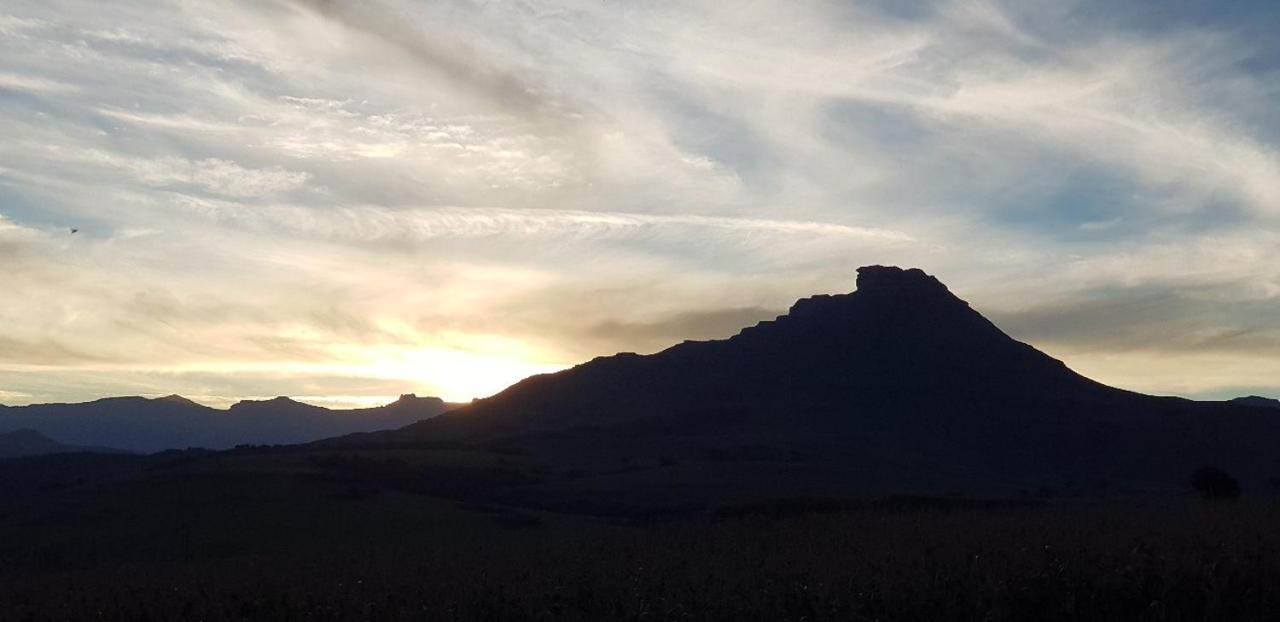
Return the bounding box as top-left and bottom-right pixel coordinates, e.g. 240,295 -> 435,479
340,337 -> 568,403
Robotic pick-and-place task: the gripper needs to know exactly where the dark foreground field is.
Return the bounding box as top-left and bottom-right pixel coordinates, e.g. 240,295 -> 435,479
1,453 -> 1278,622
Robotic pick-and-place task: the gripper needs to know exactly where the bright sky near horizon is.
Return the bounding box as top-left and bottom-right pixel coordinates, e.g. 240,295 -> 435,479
1,0 -> 1279,408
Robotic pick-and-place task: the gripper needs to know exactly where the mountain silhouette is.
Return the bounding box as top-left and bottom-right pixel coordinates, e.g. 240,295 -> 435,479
1229,395 -> 1280,409
335,266 -> 1280,498
0,394 -> 456,453
356,266 -> 1131,439
0,429 -> 126,459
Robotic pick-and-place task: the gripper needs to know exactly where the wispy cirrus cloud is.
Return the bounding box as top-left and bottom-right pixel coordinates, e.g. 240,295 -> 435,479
0,0 -> 1278,405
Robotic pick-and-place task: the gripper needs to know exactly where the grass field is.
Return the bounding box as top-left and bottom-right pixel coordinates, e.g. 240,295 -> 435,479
0,448 -> 1277,620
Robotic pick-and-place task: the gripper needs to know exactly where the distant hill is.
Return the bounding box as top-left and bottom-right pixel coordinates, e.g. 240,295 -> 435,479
0,394 -> 456,453
1229,395 -> 1280,409
0,429 -> 126,459
332,266 -> 1280,500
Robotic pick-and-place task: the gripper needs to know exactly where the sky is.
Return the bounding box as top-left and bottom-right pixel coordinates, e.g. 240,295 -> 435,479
1,0 -> 1278,408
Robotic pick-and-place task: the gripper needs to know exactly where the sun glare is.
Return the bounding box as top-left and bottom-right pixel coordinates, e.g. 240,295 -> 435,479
343,341 -> 568,403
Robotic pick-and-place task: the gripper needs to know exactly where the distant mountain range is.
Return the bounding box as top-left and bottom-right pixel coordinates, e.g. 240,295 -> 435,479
0,429 -> 127,459
0,394 -> 457,453
332,266 -> 1280,499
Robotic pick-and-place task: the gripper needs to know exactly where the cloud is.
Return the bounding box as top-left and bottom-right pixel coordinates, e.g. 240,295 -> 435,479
991,284 -> 1280,355
283,0 -> 572,127
0,215 -> 36,257
56,151 -> 311,198
0,71 -> 78,94
583,306 -> 782,354
0,336 -> 108,366
0,0 -> 1278,404
175,203 -> 915,247
905,36 -> 1280,217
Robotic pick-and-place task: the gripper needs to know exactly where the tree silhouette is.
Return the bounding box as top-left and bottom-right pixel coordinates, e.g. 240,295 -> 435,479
1191,466 -> 1241,502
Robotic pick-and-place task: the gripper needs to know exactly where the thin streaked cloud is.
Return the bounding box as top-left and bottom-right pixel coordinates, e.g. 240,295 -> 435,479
0,0 -> 1278,405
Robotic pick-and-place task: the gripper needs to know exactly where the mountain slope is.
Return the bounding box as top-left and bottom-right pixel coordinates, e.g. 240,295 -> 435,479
0,429 -> 126,459
0,394 -> 455,453
338,266 -> 1280,499
374,266 -> 1133,440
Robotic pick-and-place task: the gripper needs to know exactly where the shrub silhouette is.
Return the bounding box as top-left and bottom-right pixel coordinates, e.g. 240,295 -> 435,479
1191,466 -> 1241,502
